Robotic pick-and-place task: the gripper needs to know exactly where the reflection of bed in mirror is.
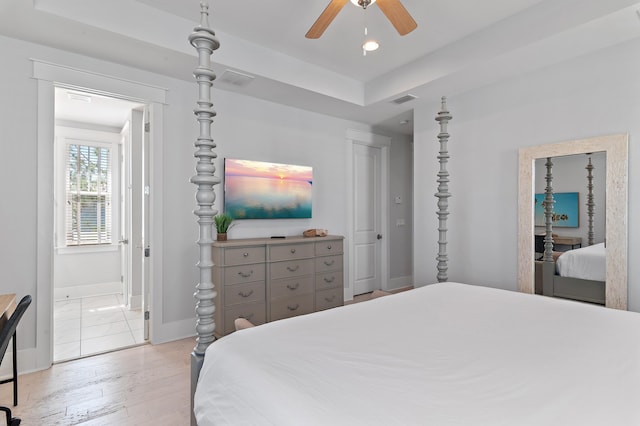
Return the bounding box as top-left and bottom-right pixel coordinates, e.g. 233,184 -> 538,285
535,155 -> 605,305
518,134 -> 627,311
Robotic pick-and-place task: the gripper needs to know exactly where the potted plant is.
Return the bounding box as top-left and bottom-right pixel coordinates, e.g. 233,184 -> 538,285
214,213 -> 234,241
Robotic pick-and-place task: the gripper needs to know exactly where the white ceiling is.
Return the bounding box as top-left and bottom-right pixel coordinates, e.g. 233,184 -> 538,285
2,0 -> 640,135
55,88 -> 145,129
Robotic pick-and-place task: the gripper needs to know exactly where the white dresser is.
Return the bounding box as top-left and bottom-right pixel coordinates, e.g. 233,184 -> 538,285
212,235 -> 344,336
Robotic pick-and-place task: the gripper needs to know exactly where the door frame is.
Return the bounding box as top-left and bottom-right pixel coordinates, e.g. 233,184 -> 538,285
345,129 -> 390,302
34,60 -> 166,370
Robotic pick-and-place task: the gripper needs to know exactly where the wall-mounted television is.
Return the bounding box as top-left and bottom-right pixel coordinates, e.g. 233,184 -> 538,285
224,159 -> 313,219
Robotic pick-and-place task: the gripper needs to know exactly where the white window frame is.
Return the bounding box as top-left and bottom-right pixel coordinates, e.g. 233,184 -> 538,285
55,126 -> 121,253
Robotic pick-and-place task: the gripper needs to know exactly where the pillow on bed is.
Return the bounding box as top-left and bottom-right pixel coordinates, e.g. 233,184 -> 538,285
552,251 -> 564,262
234,318 -> 256,331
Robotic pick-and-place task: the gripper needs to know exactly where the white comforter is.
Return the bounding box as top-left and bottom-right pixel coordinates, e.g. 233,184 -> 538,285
194,282 -> 640,426
556,242 -> 606,281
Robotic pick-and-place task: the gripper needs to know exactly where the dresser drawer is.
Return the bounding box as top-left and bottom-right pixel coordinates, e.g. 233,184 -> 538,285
270,258 -> 313,280
224,302 -> 266,335
222,246 -> 266,266
315,239 -> 343,256
315,254 -> 343,273
270,276 -> 313,299
224,264 -> 266,286
316,287 -> 344,311
315,271 -> 343,290
269,243 -> 314,261
270,293 -> 314,321
224,281 -> 265,307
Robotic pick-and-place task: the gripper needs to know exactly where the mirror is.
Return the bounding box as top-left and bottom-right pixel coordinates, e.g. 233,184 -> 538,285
518,134 -> 628,310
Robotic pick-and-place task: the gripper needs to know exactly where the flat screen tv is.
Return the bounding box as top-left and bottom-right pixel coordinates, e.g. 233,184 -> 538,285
224,159 -> 313,219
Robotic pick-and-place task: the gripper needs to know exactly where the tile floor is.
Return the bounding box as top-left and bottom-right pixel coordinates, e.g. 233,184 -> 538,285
53,293 -> 146,362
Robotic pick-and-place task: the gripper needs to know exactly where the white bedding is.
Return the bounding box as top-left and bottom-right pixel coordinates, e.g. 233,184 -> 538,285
556,242 -> 606,281
194,282 -> 640,426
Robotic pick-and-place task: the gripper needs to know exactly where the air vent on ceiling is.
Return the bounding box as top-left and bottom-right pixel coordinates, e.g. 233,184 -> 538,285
218,70 -> 255,88
391,94 -> 418,105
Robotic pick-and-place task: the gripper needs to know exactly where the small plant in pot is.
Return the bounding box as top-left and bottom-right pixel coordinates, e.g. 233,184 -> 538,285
214,213 -> 234,241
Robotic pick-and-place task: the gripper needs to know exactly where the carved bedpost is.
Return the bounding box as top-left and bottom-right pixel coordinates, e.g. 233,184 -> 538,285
188,3 -> 220,425
543,157 -> 555,262
435,97 -> 452,282
585,155 -> 594,246
541,157 -> 556,296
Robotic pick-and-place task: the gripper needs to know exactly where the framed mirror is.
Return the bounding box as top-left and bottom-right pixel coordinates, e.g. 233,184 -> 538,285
518,134 -> 628,309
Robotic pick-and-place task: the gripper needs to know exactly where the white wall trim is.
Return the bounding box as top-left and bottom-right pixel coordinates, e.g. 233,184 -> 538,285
146,103 -> 166,345
34,64 -> 167,372
388,276 -> 413,292
53,282 -> 121,301
345,128 -> 391,301
32,59 -> 167,104
150,318 -> 195,345
36,79 -> 54,371
0,348 -> 38,379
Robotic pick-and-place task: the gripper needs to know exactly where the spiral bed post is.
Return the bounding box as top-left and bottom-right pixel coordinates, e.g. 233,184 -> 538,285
188,3 -> 220,425
435,97 -> 452,282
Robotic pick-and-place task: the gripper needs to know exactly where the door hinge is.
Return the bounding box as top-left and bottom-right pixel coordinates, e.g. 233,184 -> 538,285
145,246 -> 151,257
120,275 -> 124,283
144,122 -> 150,133
144,310 -> 150,320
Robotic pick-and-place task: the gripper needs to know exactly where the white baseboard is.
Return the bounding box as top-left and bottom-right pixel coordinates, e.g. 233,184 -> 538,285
0,347 -> 40,380
151,318 -> 196,345
386,276 -> 413,292
129,294 -> 142,310
54,282 -> 121,301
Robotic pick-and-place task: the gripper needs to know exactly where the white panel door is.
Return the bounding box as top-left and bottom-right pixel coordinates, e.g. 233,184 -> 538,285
353,143 -> 382,295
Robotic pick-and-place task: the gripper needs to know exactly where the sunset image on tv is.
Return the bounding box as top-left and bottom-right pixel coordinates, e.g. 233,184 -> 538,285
224,159 -> 313,219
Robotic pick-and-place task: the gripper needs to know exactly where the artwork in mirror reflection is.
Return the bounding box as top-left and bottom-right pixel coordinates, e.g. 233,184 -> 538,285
534,192 -> 579,228
224,159 -> 313,219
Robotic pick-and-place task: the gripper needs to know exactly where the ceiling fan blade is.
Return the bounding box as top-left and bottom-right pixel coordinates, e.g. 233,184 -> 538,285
306,0 -> 349,39
376,0 -> 417,36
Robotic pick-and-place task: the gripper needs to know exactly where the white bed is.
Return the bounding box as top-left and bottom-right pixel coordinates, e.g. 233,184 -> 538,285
557,242 -> 606,282
194,282 -> 640,425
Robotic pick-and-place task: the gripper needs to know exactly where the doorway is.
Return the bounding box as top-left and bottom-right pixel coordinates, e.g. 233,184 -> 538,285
52,87 -> 148,362
347,130 -> 390,297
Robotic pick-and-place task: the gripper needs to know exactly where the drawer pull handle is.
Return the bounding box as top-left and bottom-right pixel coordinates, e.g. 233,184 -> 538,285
243,252 -> 249,257
324,276 -> 336,283
323,260 -> 335,266
238,289 -> 254,298
287,304 -> 300,311
239,313 -> 254,321
286,283 -> 300,291
324,295 -> 336,302
327,245 -> 332,250
290,248 -> 296,254
238,270 -> 254,278
286,265 -> 300,272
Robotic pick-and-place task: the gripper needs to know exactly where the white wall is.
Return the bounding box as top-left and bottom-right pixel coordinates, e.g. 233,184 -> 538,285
389,135 -> 413,285
413,37 -> 640,311
0,33 -> 413,365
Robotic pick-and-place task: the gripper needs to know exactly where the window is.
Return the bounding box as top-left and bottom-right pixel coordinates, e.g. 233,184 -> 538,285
65,143 -> 112,245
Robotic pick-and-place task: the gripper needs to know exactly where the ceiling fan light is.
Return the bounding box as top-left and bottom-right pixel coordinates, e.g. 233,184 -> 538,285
362,40 -> 380,52
350,0 -> 376,7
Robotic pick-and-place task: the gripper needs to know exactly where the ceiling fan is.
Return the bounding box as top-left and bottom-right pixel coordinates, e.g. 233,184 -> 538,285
306,0 -> 417,39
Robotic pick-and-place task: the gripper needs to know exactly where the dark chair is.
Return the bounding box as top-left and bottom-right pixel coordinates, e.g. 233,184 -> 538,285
0,295 -> 32,426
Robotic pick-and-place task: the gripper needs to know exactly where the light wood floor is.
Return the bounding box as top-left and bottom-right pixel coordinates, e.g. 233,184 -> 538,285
0,337 -> 195,425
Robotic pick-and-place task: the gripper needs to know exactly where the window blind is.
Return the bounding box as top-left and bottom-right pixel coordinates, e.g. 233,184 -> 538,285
65,143 -> 112,246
